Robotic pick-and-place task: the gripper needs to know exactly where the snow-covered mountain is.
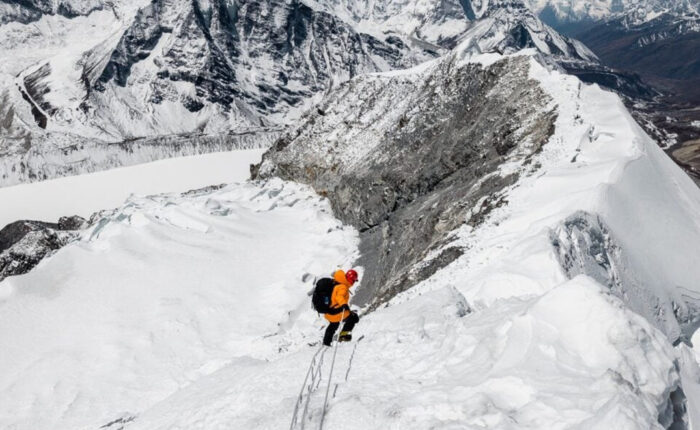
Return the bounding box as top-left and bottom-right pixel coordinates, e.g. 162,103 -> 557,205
2,3 -> 700,428
0,0 -> 607,186
0,0 -> 106,24
255,47 -> 700,425
0,0 -> 454,186
3,45 -> 700,428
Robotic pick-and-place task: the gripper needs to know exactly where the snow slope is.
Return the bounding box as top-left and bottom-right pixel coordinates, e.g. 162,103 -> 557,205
0,178 -> 359,430
0,149 -> 264,229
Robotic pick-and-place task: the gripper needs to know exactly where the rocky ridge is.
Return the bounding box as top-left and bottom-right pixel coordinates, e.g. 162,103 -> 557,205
255,54 -> 557,307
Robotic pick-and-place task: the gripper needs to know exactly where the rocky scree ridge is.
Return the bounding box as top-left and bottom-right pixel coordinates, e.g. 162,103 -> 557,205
254,55 -> 556,308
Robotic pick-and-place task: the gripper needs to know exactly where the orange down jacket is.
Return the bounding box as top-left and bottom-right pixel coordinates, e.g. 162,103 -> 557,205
324,270 -> 353,323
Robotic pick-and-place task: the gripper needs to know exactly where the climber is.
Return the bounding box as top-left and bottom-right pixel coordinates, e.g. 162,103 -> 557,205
314,269 -> 360,346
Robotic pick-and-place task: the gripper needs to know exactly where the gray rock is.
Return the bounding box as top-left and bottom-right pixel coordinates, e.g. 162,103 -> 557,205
0,216 -> 87,282
0,0 -> 104,25
255,55 -> 557,308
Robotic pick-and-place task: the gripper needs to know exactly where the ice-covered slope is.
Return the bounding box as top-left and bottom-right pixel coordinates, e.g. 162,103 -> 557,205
126,277 -> 681,429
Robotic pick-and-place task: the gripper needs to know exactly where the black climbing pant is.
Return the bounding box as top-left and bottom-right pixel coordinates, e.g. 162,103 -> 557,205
323,312 -> 359,346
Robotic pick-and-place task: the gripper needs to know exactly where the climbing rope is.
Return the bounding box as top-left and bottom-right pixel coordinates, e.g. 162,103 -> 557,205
318,310 -> 346,430
291,308 -> 358,430
289,344 -> 326,430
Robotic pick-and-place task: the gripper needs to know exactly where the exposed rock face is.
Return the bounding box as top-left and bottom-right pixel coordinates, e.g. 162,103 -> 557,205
460,0 -> 597,62
0,216 -> 87,282
89,0 -> 432,131
255,55 -> 557,308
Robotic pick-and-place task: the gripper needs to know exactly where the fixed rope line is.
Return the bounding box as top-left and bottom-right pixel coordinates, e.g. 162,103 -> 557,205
301,347 -> 327,430
289,344 -> 326,430
318,309 -> 347,430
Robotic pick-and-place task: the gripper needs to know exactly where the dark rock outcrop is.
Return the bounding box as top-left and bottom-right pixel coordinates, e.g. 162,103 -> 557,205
0,216 -> 87,282
254,56 -> 557,308
574,13 -> 700,104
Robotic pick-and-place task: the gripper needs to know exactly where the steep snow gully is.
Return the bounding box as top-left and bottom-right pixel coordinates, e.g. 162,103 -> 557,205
2,46 -> 700,430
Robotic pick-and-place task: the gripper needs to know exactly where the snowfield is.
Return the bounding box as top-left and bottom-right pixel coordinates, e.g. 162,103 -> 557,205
0,149 -> 264,229
1,53 -> 700,430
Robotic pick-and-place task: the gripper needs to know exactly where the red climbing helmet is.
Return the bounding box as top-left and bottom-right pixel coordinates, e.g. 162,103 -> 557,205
346,269 -> 358,285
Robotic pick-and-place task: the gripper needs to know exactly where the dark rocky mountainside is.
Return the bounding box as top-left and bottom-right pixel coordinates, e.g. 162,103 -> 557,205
0,0 -> 459,186
574,14 -> 700,101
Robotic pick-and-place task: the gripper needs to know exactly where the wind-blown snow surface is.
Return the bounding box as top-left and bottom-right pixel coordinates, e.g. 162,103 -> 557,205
0,178 -> 359,429
2,54 -> 700,429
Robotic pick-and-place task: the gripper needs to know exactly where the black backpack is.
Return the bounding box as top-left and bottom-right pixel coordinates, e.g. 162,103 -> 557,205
312,278 -> 339,313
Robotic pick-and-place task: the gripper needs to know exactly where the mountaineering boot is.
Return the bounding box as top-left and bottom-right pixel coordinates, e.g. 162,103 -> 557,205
338,331 -> 352,342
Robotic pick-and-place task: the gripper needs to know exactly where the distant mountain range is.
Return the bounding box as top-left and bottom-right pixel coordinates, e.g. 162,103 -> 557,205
527,0 -> 700,181
0,0 -> 699,185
